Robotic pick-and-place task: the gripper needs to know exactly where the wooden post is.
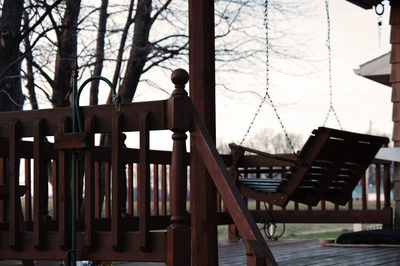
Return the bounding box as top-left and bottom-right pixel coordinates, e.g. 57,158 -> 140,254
166,69 -> 191,266
390,0 -> 400,228
189,0 -> 218,264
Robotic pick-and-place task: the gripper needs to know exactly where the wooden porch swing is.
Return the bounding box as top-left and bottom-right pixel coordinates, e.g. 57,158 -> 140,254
229,0 -> 390,208
230,127 -> 389,207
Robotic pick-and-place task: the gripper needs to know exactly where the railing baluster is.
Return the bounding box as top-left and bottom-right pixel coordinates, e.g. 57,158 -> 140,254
153,164 -> 159,216
383,162 -> 392,229
0,157 -> 5,222
375,164 -> 381,210
139,111 -> 151,251
52,160 -> 58,220
217,192 -> 222,213
24,159 -> 32,221
84,116 -> 95,248
362,173 -> 367,210
255,167 -> 260,211
244,167 -> 248,208
111,112 -> 123,251
94,161 -> 100,218
383,163 -> 391,208
136,163 -> 140,216
105,162 -> 110,218
58,117 -> 70,249
348,197 -> 353,210
128,163 -> 134,216
75,161 -> 80,219
161,164 -> 167,216
9,120 -> 20,250
34,119 -> 47,249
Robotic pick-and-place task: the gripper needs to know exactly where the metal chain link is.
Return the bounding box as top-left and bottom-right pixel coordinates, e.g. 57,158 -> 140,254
240,0 -> 296,154
375,3 -> 384,47
322,0 -> 343,130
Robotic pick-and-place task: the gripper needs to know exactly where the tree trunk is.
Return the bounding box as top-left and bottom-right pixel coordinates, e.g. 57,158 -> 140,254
0,0 -> 24,112
52,0 -> 81,108
90,0 -> 108,106
112,0 -> 135,88
23,11 -> 38,110
118,0 -> 152,103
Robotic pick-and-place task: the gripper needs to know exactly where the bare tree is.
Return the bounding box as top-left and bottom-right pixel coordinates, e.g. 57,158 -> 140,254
89,0 -> 108,105
0,0 -> 24,111
0,0 -> 314,113
246,128 -> 304,154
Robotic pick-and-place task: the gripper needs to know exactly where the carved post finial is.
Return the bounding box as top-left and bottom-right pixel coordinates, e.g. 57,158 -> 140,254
167,68 -> 191,265
171,69 -> 189,97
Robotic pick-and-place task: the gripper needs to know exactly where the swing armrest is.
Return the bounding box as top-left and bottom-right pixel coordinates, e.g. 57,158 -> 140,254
229,143 -> 304,166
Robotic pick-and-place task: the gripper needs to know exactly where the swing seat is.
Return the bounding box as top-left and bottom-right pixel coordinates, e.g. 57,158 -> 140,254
230,127 -> 389,207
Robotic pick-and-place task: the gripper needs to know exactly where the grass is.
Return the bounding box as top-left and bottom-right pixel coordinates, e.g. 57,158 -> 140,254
285,229 -> 352,239
217,223 -> 382,240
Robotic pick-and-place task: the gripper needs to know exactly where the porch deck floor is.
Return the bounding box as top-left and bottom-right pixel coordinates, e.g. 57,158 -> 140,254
114,238 -> 400,265
3,238 -> 400,265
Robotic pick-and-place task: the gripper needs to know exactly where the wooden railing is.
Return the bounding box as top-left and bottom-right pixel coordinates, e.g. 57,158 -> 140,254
0,104 -> 173,262
0,70 -> 192,264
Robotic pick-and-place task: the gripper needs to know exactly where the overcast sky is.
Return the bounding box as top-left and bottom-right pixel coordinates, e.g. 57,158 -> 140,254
133,0 -> 394,151
67,0 -> 393,151
213,0 -> 393,147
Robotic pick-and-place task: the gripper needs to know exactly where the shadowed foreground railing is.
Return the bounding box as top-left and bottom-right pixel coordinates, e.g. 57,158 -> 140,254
0,101 -> 173,262
0,69 -> 193,264
0,69 -> 277,266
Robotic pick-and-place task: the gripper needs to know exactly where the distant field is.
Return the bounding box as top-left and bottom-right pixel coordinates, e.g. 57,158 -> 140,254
217,222 -> 382,241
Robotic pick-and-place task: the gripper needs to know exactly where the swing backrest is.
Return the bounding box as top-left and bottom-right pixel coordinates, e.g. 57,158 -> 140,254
287,127 -> 389,206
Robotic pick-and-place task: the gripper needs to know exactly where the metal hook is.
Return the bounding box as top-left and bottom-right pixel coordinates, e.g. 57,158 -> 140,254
74,76 -> 121,132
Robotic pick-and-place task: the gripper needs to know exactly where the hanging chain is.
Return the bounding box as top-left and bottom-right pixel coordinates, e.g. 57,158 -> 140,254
375,3 -> 384,47
322,0 -> 343,130
240,0 -> 296,154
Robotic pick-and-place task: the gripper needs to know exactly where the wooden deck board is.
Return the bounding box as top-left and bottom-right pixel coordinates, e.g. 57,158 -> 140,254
1,238 -> 400,265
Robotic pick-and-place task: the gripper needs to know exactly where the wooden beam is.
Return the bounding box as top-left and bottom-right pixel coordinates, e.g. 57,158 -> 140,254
389,0 -> 400,229
0,101 -> 167,138
0,231 -> 166,261
189,0 -> 218,265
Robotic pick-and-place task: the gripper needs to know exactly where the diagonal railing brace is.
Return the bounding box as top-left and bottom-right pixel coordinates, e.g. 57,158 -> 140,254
191,108 -> 277,266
